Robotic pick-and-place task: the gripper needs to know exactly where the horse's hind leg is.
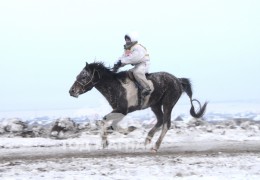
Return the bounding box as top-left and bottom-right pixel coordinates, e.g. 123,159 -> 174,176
153,95 -> 181,151
145,104 -> 163,145
152,106 -> 173,151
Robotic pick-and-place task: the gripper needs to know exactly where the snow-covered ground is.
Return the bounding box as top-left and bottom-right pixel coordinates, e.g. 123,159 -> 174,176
1,102 -> 260,179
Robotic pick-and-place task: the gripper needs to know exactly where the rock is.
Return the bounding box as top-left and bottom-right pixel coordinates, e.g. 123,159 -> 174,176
240,121 -> 252,130
233,118 -> 253,126
0,125 -> 5,134
174,115 -> 184,121
206,125 -> 214,133
20,130 -> 35,138
77,122 -> 91,130
32,126 -> 46,137
224,120 -> 237,129
187,118 -> 207,127
50,118 -> 78,139
3,118 -> 27,133
215,125 -> 226,129
248,125 -> 259,132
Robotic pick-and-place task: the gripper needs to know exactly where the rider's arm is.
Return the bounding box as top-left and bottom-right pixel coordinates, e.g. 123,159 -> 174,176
121,45 -> 146,65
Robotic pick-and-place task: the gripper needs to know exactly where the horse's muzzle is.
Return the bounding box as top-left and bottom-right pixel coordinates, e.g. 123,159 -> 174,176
69,89 -> 79,98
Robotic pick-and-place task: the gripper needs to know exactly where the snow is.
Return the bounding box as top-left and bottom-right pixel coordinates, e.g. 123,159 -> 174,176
1,102 -> 260,179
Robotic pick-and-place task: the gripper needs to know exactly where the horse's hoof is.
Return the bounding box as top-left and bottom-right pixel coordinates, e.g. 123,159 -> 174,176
122,126 -> 137,135
144,138 -> 151,145
151,148 -> 158,153
106,126 -> 114,134
128,126 -> 137,132
95,120 -> 103,127
102,140 -> 109,149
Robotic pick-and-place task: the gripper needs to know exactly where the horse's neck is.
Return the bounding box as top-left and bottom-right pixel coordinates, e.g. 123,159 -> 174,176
94,77 -> 119,108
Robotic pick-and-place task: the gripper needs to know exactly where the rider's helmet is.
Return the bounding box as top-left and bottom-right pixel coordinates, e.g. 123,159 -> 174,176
124,32 -> 138,43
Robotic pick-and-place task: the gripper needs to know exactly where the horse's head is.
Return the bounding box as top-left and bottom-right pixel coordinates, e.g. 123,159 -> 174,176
69,62 -> 100,98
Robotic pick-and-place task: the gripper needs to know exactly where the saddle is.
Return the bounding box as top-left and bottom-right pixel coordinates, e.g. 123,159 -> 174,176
116,71 -> 149,87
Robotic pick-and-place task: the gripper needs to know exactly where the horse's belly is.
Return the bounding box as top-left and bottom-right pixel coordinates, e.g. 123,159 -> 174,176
121,81 -> 139,107
120,80 -> 154,108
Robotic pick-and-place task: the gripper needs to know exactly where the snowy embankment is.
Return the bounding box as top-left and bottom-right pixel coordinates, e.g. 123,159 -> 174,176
1,115 -> 260,179
1,102 -> 260,179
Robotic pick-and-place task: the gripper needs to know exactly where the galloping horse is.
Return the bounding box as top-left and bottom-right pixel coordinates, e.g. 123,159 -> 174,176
69,62 -> 207,151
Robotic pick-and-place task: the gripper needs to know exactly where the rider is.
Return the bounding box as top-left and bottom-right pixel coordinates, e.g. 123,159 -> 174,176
115,32 -> 151,97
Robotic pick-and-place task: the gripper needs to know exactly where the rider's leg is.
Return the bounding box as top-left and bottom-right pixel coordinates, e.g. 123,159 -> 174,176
132,63 -> 151,96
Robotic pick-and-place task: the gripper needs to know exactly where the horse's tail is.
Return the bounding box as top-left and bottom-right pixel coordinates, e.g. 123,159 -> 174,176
179,78 -> 208,118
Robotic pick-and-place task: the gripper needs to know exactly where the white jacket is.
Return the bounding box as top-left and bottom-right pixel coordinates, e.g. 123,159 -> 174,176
120,44 -> 150,65
119,32 -> 150,65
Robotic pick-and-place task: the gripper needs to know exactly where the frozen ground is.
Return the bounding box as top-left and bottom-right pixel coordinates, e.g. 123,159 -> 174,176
1,102 -> 260,179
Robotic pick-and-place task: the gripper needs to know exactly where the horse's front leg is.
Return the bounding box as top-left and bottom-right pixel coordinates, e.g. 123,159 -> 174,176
99,120 -> 109,148
100,112 -> 125,148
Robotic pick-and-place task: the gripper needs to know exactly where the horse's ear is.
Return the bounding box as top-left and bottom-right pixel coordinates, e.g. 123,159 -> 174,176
85,62 -> 89,69
84,62 -> 90,70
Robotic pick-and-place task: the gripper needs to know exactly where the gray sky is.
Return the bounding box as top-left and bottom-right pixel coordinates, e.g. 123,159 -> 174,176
0,0 -> 259,111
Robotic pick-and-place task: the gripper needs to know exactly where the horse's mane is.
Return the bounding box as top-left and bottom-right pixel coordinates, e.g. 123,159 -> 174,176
87,61 -> 112,73
86,61 -> 150,83
86,61 -> 131,82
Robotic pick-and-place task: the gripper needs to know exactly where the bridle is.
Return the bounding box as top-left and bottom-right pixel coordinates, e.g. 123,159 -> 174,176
76,69 -> 101,90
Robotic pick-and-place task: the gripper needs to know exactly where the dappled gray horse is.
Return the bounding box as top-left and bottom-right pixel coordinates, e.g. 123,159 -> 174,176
69,62 -> 207,151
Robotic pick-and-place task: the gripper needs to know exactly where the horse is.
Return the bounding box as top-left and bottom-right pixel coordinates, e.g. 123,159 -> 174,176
69,62 -> 207,151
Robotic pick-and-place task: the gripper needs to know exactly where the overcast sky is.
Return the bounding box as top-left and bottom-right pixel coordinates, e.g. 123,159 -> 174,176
0,0 -> 259,111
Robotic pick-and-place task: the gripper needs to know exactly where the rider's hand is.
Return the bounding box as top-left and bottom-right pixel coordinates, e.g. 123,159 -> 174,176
113,60 -> 122,72
116,60 -> 122,67
118,60 -> 127,67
